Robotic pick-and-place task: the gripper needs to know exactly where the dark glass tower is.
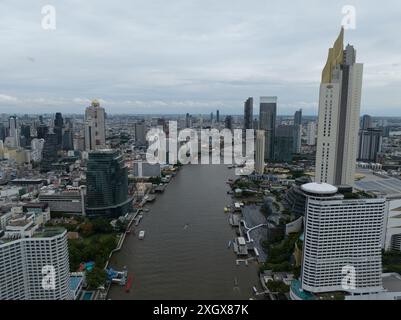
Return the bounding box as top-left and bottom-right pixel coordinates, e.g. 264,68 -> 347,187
54,113 -> 64,148
244,97 -> 253,130
37,124 -> 49,139
86,149 -> 133,218
41,133 -> 58,172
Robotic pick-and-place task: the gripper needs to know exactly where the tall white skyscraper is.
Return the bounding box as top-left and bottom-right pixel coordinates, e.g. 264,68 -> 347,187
8,116 -> 20,148
0,229 -> 71,300
315,28 -> 363,186
307,122 -> 317,146
255,130 -> 265,175
85,100 -> 106,151
300,182 -> 386,295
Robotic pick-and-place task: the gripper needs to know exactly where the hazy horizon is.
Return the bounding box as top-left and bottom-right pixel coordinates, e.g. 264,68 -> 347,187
1,0 -> 400,115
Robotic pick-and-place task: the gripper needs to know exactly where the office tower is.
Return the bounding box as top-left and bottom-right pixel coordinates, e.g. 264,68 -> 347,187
225,115 -> 233,130
31,138 -> 45,162
62,129 -> 74,151
41,133 -> 58,172
39,115 -> 44,124
20,124 -> 31,147
0,123 -> 6,142
300,182 -> 386,295
358,128 -> 383,162
0,228 -> 71,300
85,100 -> 106,151
361,114 -> 372,130
307,122 -> 317,146
294,109 -> 302,126
86,149 -> 132,218
244,97 -> 253,130
255,130 -> 265,175
259,97 -> 277,161
216,110 -> 220,123
37,124 -> 49,140
315,28 -> 363,186
54,112 -> 64,147
185,113 -> 191,128
8,115 -> 19,147
135,121 -> 147,146
210,112 -> 214,123
274,125 -> 295,162
61,118 -> 74,151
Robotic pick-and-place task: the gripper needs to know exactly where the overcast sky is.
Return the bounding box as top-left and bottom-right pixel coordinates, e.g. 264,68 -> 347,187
0,0 -> 400,115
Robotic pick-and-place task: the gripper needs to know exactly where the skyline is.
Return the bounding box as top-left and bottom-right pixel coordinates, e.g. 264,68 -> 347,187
1,0 -> 401,115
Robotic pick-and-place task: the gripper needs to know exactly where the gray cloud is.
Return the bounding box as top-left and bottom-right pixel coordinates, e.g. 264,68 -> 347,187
0,0 -> 400,115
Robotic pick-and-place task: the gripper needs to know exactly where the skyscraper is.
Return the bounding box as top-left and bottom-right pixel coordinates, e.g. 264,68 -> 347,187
54,112 -> 64,148
358,128 -> 383,162
259,97 -> 277,160
255,130 -> 265,175
244,97 -> 253,130
294,109 -> 302,126
225,115 -> 233,130
8,115 -> 19,148
361,114 -> 372,130
37,124 -> 49,140
135,121 -> 147,146
274,125 -> 296,162
306,122 -> 317,146
216,110 -> 220,123
0,228 -> 71,300
41,133 -> 58,172
315,28 -> 363,186
300,182 -> 386,295
86,149 -> 132,218
85,100 -> 106,151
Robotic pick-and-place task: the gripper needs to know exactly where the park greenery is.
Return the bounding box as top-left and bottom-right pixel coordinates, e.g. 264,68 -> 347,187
266,280 -> 290,294
261,232 -> 301,274
382,251 -> 401,274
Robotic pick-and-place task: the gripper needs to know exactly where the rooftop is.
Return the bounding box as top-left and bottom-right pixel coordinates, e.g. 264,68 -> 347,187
301,183 -> 338,195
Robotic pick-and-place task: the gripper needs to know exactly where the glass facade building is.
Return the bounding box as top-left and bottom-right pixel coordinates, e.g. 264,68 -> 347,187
86,149 -> 133,218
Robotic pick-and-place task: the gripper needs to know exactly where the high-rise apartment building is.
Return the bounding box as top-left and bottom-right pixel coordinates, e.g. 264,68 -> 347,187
361,114 -> 372,130
358,128 -> 383,162
8,116 -> 19,148
307,122 -> 317,146
86,149 -> 132,218
255,130 -> 265,175
135,121 -> 147,146
85,100 -> 106,151
0,228 -> 71,300
259,97 -> 277,161
300,182 -> 386,295
315,28 -> 363,186
294,109 -> 302,126
244,97 -> 253,130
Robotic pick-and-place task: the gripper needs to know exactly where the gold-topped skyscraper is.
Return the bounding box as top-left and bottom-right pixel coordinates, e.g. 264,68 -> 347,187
315,28 -> 363,186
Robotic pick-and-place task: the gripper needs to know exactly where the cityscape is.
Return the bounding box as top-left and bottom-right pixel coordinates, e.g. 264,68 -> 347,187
1,0 -> 401,306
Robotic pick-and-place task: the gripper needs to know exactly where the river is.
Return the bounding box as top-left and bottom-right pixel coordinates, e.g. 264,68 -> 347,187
108,164 -> 261,300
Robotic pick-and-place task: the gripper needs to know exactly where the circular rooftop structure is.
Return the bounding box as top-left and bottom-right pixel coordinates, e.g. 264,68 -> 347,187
301,182 -> 338,195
